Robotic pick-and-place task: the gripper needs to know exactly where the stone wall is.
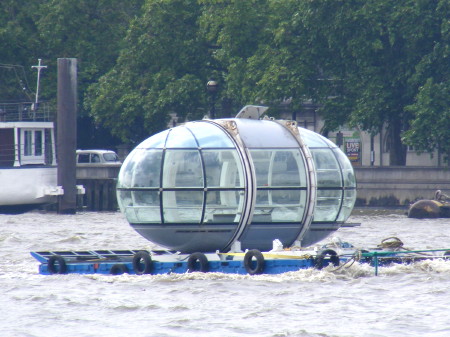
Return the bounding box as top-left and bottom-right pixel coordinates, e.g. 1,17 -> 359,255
354,167 -> 450,206
75,165 -> 450,209
76,165 -> 121,211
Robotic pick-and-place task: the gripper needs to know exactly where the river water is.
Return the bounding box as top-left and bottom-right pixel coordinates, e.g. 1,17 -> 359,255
1,208 -> 450,337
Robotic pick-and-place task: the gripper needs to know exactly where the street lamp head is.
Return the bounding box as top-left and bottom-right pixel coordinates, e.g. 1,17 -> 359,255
206,80 -> 218,92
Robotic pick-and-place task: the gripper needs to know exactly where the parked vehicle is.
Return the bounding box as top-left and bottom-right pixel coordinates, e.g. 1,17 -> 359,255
76,149 -> 121,166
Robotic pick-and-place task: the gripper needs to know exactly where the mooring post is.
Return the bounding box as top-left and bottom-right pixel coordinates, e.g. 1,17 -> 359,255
374,252 -> 379,276
57,58 -> 78,214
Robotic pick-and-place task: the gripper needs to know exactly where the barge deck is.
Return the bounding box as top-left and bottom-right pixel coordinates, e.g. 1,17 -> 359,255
31,238 -> 450,276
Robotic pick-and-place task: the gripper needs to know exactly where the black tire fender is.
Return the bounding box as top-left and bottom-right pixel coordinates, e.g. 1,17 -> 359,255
187,252 -> 209,272
315,249 -> 340,270
132,251 -> 152,275
243,249 -> 265,275
47,255 -> 67,274
110,263 -> 129,275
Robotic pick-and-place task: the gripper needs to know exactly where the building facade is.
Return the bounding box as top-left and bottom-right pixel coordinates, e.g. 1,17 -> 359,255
280,102 -> 443,167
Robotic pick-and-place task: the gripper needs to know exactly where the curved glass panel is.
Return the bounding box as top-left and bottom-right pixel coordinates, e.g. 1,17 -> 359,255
161,149 -> 203,223
251,150 -> 273,188
316,170 -> 342,188
314,189 -> 342,221
125,206 -> 161,223
202,150 -> 244,188
137,129 -> 170,149
117,189 -> 161,224
250,149 -> 306,223
186,122 -> 234,148
162,190 -> 203,223
202,149 -> 245,223
334,148 -> 357,222
311,149 -> 342,188
299,128 -> 329,148
131,150 -> 163,188
131,190 -> 159,206
162,150 -> 203,188
117,190 -> 132,211
271,190 -> 307,222
204,190 -> 244,223
333,149 -> 356,187
320,135 -> 339,148
117,151 -> 138,188
337,189 -> 357,221
311,149 -> 339,170
251,149 -> 306,187
165,127 -> 197,148
117,149 -> 163,224
236,120 -> 299,148
310,147 -> 343,222
129,196 -> 161,223
272,151 -> 305,187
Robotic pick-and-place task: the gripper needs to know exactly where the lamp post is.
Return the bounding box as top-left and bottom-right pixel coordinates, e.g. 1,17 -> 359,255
206,80 -> 218,119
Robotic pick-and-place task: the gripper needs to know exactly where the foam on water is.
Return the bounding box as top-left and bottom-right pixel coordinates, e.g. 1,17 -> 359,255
1,209 -> 450,336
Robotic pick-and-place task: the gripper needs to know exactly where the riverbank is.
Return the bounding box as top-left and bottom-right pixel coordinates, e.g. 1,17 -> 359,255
72,165 -> 450,210
355,166 -> 450,206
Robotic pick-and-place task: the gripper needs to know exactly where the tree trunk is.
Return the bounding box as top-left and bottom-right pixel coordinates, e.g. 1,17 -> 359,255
389,116 -> 407,166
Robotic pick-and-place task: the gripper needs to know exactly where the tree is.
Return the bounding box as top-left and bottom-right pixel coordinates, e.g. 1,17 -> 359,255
403,79 -> 450,162
301,0 -> 449,165
33,0 -> 143,147
402,0 -> 450,163
198,0 -> 272,109
86,0 -> 209,144
203,0 -> 447,165
0,0 -> 45,100
35,0 -> 143,102
79,0 -> 448,161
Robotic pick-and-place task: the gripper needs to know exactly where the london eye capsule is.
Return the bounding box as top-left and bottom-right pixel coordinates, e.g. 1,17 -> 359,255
116,106 -> 357,253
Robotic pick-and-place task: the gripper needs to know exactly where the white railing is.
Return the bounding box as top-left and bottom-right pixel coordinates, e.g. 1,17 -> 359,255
0,101 -> 52,122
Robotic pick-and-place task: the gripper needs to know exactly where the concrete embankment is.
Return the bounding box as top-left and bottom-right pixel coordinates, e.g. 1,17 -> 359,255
76,165 -> 121,211
75,165 -> 450,210
355,166 -> 450,206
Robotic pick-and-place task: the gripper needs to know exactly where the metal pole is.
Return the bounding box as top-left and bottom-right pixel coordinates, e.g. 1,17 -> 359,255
57,58 -> 78,214
210,92 -> 216,119
374,252 -> 378,276
31,59 -> 47,107
207,80 -> 218,119
370,134 -> 375,166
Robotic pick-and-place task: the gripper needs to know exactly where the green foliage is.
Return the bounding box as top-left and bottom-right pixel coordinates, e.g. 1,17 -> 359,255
0,0 -> 45,100
404,80 -> 450,157
34,0 -> 144,110
291,0 -> 449,164
402,0 -> 450,161
0,0 -> 449,161
198,0 -> 273,107
86,0 -> 209,143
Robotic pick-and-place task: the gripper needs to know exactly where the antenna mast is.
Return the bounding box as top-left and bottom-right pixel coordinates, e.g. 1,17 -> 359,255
31,59 -> 47,108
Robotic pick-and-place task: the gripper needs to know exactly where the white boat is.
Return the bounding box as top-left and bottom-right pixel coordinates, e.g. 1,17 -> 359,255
0,101 -> 62,213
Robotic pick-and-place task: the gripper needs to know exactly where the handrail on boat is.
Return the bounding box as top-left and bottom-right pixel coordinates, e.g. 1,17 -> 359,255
0,101 -> 53,122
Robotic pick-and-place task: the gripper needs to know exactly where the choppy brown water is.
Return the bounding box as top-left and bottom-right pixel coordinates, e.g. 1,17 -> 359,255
1,209 -> 450,337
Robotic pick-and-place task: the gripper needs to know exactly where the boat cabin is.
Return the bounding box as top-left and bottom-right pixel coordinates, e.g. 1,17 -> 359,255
0,102 -> 56,168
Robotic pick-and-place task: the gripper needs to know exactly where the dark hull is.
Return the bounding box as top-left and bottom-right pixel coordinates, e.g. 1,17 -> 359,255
408,199 -> 450,218
0,204 -> 42,214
